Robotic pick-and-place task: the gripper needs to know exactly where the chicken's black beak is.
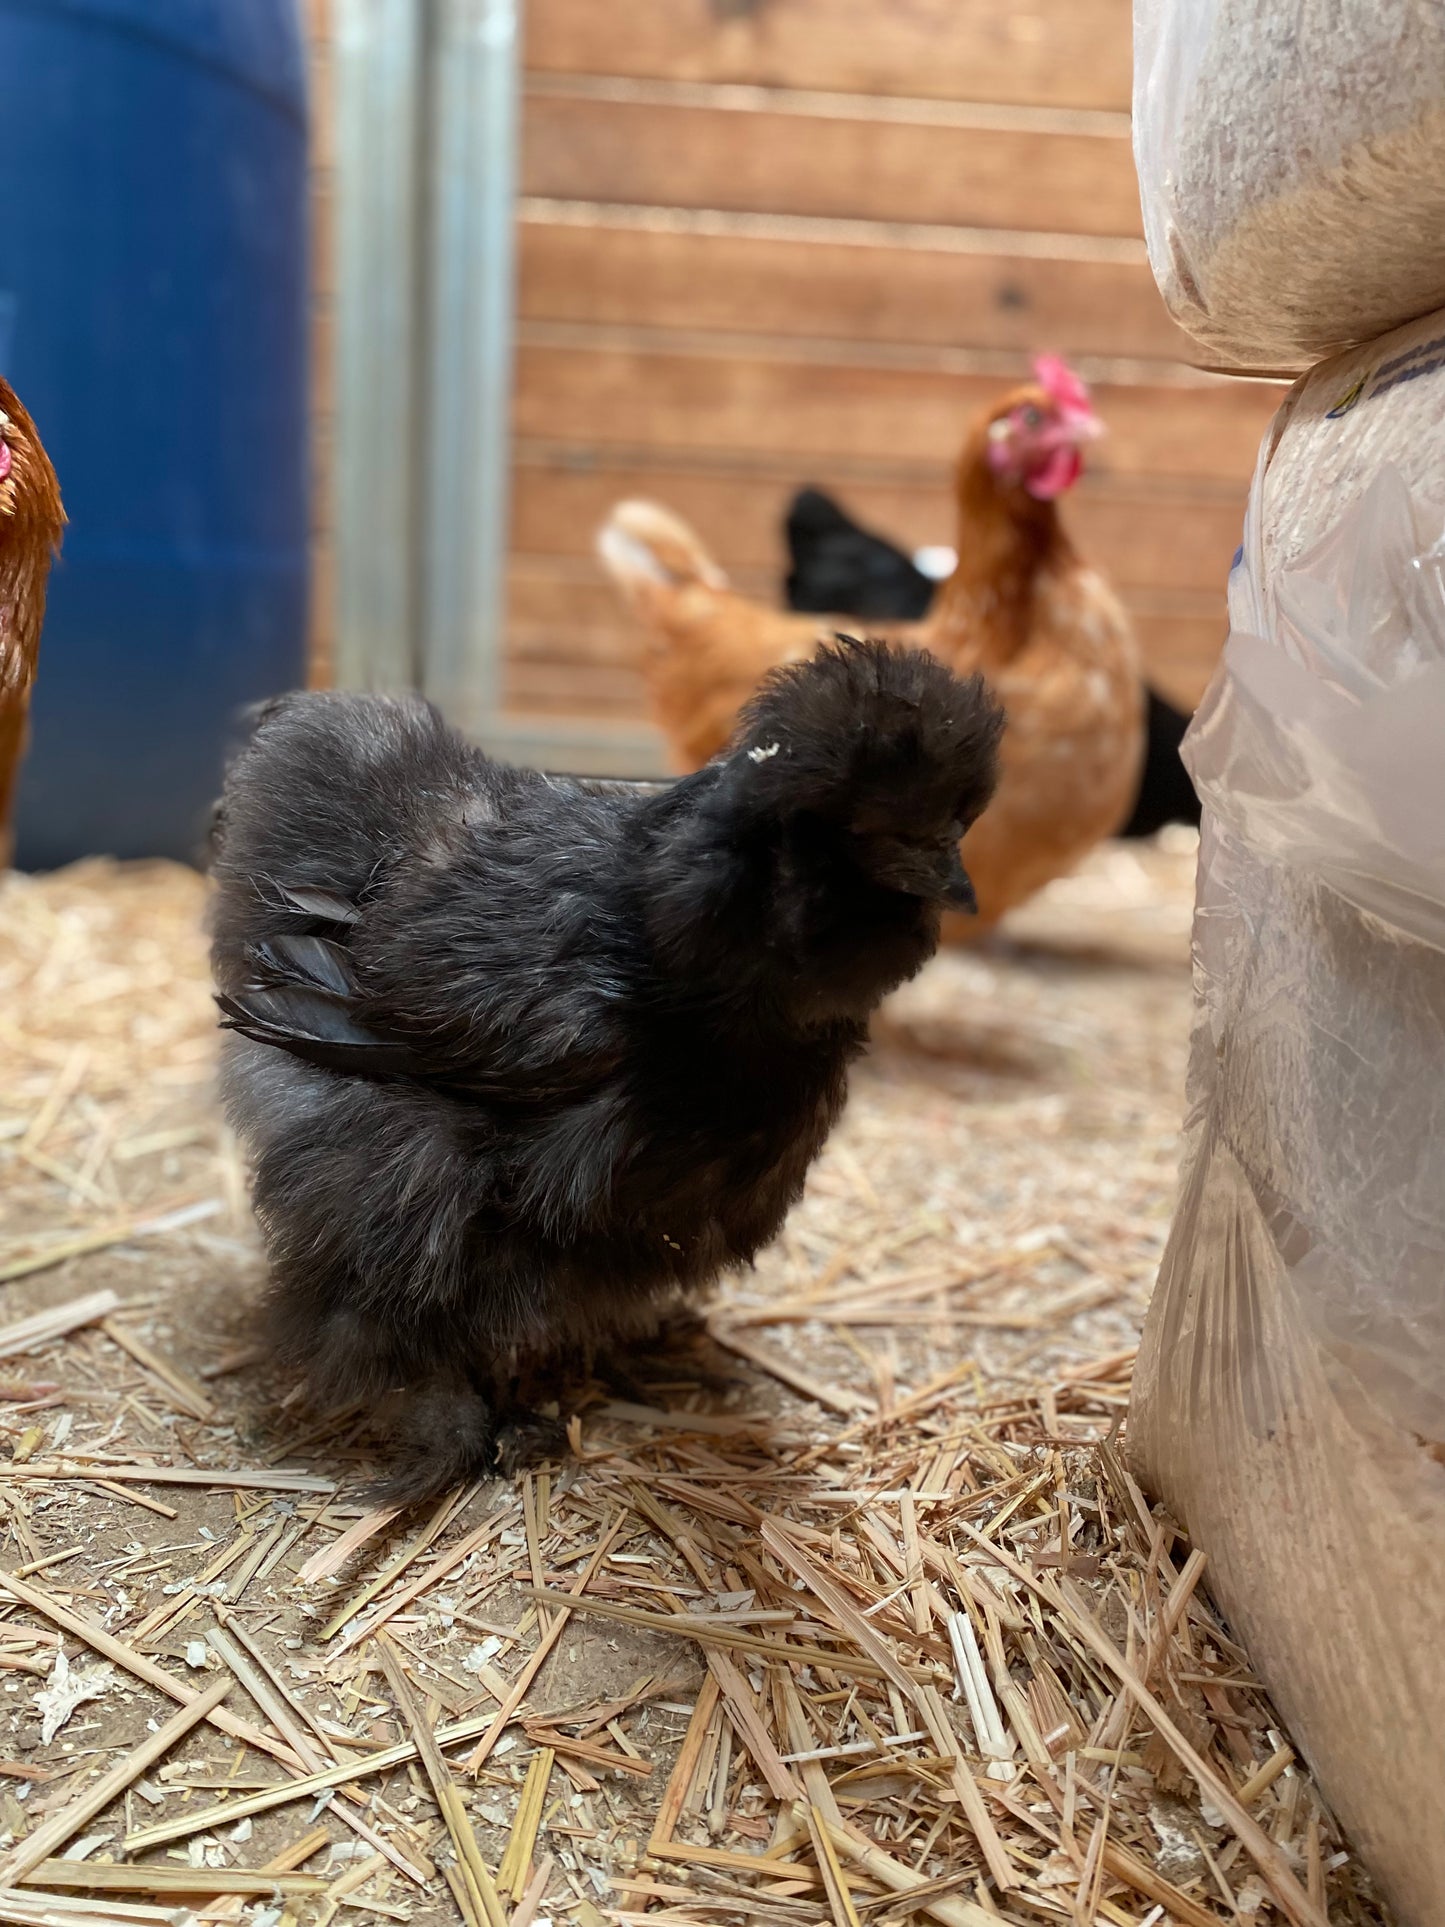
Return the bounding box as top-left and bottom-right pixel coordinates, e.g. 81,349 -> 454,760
941,846 -> 978,913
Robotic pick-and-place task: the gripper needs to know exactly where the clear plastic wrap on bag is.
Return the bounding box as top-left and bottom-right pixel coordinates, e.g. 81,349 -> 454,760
1132,343 -> 1445,1925
1133,0 -> 1445,371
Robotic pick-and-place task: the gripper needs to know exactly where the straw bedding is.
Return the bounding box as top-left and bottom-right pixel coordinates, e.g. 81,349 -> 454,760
0,846 -> 1390,1925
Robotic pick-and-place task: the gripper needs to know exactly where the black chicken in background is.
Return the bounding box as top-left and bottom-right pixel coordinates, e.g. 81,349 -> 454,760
1106,687 -> 1198,838
783,487 -> 1202,840
209,639 -> 1002,1501
785,488 -> 937,622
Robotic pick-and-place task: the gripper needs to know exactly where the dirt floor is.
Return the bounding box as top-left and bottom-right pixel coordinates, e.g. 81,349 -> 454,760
0,841 -> 1391,1926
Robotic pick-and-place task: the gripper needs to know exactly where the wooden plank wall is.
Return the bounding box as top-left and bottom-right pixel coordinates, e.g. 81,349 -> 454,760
304,2 -> 1283,736
510,0 -> 1283,737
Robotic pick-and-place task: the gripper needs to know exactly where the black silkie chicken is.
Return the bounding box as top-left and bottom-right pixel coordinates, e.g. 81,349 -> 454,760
210,639 -> 1002,1501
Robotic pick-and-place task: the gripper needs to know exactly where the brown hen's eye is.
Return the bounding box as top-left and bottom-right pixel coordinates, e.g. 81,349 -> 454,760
1020,405 -> 1042,429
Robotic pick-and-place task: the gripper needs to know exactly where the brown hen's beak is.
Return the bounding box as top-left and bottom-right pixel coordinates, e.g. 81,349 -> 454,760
941,846 -> 978,913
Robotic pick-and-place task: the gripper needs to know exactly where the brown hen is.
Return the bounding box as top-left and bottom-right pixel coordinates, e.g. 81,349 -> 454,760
0,379 -> 65,859
598,357 -> 1143,934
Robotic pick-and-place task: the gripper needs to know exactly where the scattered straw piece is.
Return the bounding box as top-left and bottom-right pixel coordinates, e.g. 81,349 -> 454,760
99,1318 -> 214,1422
18,1864 -> 326,1897
528,1588 -> 916,1683
707,1649 -> 802,1806
0,1569 -> 303,1770
317,1483 -> 477,1638
0,1672 -> 232,1886
206,1825 -> 332,1926
822,1814 -> 999,1927
1049,1580 -> 1327,1927
297,1503 -> 402,1586
333,1507 -> 509,1655
0,1202 -> 220,1286
122,1707 -> 501,1853
375,1632 -> 507,1927
710,1323 -> 873,1415
511,1854 -> 555,1927
0,1462 -> 331,1492
499,1744 -> 553,1900
462,1511 -> 626,1775
204,1624 -> 430,1888
0,1293 -> 118,1360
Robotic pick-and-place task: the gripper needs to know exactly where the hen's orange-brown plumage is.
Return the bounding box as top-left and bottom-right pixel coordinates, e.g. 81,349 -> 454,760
599,366 -> 1143,933
0,379 -> 65,857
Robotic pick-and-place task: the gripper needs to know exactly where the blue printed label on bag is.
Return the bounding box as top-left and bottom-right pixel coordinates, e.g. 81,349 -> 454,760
1326,331 -> 1445,418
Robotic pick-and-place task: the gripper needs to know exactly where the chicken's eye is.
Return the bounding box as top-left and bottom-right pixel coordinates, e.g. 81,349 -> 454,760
1019,404 -> 1043,430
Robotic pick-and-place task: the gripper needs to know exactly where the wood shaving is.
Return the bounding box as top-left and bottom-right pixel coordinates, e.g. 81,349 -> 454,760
30,1651 -> 111,1747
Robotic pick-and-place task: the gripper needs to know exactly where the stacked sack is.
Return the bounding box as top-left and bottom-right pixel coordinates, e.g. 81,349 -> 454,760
1130,8 -> 1445,1924
1135,0 -> 1445,372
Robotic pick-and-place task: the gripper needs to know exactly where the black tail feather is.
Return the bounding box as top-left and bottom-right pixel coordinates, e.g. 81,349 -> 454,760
216,988 -> 422,1079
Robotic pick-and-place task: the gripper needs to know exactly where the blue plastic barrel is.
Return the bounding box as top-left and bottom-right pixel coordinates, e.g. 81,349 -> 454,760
1,0 -> 309,867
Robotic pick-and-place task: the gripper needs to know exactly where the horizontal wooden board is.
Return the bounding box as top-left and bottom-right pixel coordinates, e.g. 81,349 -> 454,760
521,94 -> 1143,239
508,556 -> 1227,640
504,558 -> 1226,712
517,218 -> 1188,362
504,656 -> 651,717
1130,613 -> 1223,710
523,0 -> 1134,112
508,451 -> 1246,596
511,338 -> 1283,483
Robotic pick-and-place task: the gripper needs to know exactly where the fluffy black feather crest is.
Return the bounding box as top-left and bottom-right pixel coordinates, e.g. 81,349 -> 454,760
725,635 -> 1002,843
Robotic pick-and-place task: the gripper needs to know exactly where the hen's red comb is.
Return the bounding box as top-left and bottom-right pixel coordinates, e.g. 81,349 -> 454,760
1032,354 -> 1094,419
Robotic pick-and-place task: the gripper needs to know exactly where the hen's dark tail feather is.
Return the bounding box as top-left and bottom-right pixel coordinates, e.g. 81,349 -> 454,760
785,486 -> 855,543
1118,690 -> 1201,838
217,926 -> 423,1079
784,487 -> 936,622
216,990 -> 421,1079
269,881 -> 363,929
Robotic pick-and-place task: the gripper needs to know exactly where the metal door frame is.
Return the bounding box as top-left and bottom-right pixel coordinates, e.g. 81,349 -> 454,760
332,0 -> 665,775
